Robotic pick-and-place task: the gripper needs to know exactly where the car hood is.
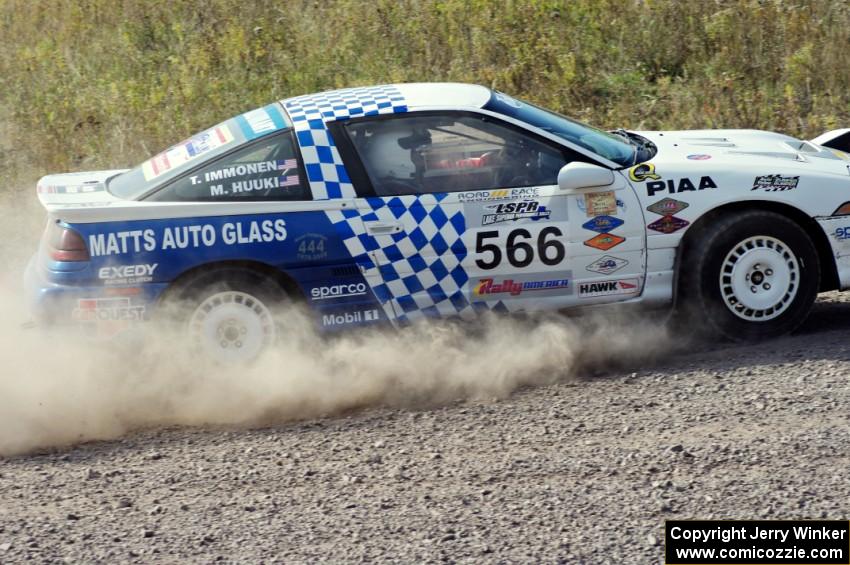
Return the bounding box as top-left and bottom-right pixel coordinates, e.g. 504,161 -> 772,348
36,169 -> 129,210
633,129 -> 850,173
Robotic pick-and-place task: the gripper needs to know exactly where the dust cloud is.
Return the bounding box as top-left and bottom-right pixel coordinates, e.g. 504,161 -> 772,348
0,186 -> 674,456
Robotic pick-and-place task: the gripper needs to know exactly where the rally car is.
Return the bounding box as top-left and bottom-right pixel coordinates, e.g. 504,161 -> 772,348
26,82 -> 850,362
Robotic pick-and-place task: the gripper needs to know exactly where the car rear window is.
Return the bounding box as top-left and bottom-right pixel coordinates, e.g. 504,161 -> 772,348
107,102 -> 291,200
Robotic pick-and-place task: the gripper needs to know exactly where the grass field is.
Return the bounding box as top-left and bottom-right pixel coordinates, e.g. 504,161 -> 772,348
2,0 -> 849,176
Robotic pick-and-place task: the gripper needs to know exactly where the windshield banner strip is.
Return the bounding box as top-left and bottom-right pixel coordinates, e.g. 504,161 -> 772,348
234,103 -> 291,141
141,125 -> 235,181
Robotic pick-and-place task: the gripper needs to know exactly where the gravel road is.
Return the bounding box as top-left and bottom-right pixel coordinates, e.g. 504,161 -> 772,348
2,294 -> 850,564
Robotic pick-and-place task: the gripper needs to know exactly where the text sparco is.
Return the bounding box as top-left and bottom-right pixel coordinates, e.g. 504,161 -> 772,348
311,283 -> 368,300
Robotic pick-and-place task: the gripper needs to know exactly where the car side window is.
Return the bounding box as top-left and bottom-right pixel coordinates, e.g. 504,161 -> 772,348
344,113 -> 573,196
147,132 -> 309,201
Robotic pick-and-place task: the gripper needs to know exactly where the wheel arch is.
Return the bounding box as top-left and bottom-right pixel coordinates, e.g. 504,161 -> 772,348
157,260 -> 305,307
673,200 -> 838,307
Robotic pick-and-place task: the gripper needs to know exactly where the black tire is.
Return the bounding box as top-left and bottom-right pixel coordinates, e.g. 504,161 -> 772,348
169,268 -> 290,364
677,210 -> 819,341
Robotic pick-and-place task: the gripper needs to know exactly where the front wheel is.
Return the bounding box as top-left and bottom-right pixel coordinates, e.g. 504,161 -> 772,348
677,210 -> 820,341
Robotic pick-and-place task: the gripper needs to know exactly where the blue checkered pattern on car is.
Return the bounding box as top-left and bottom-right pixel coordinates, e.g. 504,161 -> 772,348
326,193 -> 494,323
282,85 -> 407,200
283,85 -> 504,324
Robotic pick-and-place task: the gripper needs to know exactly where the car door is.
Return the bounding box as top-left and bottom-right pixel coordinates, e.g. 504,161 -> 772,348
562,169 -> 646,303
332,111 -> 644,323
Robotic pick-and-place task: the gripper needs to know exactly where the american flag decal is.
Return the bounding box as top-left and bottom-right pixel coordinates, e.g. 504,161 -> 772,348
277,158 -> 297,172
280,175 -> 300,187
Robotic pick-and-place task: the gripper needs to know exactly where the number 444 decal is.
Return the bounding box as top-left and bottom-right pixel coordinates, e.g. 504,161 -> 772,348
475,227 -> 565,270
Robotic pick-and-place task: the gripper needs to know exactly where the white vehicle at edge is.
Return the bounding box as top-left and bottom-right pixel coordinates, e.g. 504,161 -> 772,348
24,82 -> 850,362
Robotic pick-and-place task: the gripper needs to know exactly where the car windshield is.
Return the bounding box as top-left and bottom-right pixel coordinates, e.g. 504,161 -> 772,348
107,103 -> 291,199
483,91 -> 636,167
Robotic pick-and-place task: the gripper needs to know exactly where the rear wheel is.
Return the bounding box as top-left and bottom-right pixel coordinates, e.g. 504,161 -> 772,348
172,269 -> 289,364
677,210 -> 819,341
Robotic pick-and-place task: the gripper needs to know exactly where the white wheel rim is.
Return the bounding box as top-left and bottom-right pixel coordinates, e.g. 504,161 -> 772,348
188,291 -> 276,363
719,235 -> 799,322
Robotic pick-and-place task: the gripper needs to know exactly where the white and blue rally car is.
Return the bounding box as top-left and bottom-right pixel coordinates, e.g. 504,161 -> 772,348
26,83 -> 850,361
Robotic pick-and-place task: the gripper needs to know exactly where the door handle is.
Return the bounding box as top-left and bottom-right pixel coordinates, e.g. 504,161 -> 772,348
364,221 -> 403,235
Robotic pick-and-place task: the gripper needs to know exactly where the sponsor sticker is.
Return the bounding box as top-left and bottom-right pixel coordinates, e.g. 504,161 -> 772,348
234,103 -> 290,140
578,279 -> 639,298
466,196 -> 567,228
98,263 -> 158,285
88,219 -> 287,257
482,200 -> 551,225
585,255 -> 628,275
37,184 -> 105,195
582,215 -> 624,234
577,196 -> 626,214
144,153 -> 172,180
295,233 -> 328,261
686,154 -> 712,160
583,233 -> 625,251
628,162 -> 661,182
72,297 -> 146,338
832,226 -> 850,241
46,201 -> 115,208
72,297 -> 146,322
310,282 -> 368,301
457,187 -> 541,203
583,191 -> 617,217
646,197 -> 689,216
473,277 -> 570,297
142,125 -> 235,181
751,174 -> 799,192
646,176 -> 717,197
647,215 -> 690,234
185,130 -> 224,157
322,309 -> 381,326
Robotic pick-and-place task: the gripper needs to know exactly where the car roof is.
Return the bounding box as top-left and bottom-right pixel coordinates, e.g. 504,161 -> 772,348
281,82 -> 493,111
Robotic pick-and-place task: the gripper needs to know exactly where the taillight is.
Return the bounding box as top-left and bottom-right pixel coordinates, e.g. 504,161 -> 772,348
46,222 -> 89,262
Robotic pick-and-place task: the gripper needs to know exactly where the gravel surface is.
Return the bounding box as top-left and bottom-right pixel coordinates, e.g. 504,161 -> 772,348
2,294 -> 850,564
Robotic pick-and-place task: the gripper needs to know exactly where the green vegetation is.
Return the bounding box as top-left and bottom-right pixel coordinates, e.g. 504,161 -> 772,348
2,0 -> 850,176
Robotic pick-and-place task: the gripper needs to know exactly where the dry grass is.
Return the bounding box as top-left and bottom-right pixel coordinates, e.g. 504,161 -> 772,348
1,0 -> 849,175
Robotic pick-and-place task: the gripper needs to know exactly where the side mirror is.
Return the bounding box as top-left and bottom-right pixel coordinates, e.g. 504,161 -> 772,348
557,162 -> 615,192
